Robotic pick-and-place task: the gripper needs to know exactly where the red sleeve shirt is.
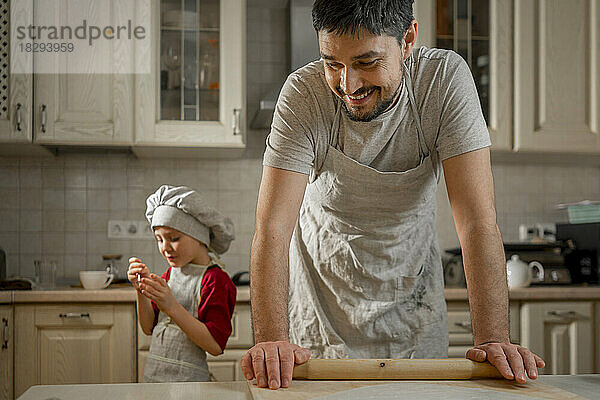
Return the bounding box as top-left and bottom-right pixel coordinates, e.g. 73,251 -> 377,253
150,265 -> 237,351
198,267 -> 237,351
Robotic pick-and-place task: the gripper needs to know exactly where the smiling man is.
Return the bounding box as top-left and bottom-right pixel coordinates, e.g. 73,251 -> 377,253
241,0 -> 545,391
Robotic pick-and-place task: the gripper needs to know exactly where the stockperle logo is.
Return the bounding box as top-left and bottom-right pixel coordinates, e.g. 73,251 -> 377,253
10,0 -> 151,74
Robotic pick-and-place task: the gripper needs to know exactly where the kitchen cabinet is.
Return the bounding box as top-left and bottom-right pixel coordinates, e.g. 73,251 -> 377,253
207,303 -> 253,381
446,301 -> 519,358
414,0 -> 512,151
133,0 -> 246,158
596,302 -> 600,374
417,0 -> 600,154
1,1 -> 136,148
0,306 -> 13,400
520,301 -> 594,375
14,303 -> 136,398
513,0 -> 600,153
137,299 -> 253,382
29,1 -> 135,145
0,0 -> 32,145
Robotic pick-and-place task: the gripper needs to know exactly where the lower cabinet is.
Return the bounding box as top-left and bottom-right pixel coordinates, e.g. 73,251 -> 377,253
207,349 -> 248,381
14,303 -> 136,398
0,306 -> 13,400
520,301 -> 593,375
136,301 -> 253,383
446,301 -> 520,358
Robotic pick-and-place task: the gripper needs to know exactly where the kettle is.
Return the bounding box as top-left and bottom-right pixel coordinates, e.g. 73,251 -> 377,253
506,255 -> 545,289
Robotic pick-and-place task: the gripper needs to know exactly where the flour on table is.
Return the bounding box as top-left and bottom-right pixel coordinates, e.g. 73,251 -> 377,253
311,382 -> 557,400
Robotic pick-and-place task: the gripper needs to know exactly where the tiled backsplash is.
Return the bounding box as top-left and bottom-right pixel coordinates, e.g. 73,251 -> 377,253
436,163 -> 600,251
1,0 -> 600,280
0,156 -> 262,279
2,156 -> 598,280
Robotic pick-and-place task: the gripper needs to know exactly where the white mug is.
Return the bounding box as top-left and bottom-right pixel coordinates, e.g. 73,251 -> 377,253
506,255 -> 545,289
79,270 -> 115,290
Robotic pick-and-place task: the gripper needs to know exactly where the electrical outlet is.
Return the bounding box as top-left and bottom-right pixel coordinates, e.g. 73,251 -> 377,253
108,220 -> 153,239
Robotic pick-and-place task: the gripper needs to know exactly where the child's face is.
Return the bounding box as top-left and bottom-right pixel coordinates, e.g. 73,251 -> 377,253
154,226 -> 205,268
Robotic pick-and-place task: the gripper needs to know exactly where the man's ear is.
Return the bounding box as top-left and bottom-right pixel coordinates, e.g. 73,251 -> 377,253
403,19 -> 418,60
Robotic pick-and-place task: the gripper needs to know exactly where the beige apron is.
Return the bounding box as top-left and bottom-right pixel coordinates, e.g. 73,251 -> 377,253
288,64 -> 449,359
143,263 -> 216,382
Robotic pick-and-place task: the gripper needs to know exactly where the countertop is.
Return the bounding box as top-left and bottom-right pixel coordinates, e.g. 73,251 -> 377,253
17,375 -> 600,400
2,285 -> 251,303
445,285 -> 600,301
2,285 -> 600,303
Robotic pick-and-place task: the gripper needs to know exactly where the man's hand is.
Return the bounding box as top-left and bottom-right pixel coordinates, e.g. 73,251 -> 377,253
139,274 -> 178,315
467,342 -> 545,383
241,341 -> 311,390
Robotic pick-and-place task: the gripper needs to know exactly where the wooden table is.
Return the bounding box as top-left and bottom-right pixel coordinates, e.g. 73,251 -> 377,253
17,375 -> 600,399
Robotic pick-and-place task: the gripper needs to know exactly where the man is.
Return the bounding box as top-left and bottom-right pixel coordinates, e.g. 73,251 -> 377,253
241,0 -> 544,390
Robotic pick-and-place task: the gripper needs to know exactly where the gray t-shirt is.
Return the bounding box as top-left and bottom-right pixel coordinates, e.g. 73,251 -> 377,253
263,46 -> 491,175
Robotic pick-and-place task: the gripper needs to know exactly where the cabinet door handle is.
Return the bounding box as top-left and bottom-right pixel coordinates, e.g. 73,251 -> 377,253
547,310 -> 577,318
59,312 -> 91,319
41,104 -> 47,133
232,108 -> 241,135
16,103 -> 23,132
454,321 -> 473,331
2,317 -> 8,349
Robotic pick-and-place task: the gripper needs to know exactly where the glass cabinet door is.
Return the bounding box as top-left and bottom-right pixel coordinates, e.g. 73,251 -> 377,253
436,0 -> 489,123
159,0 -> 220,122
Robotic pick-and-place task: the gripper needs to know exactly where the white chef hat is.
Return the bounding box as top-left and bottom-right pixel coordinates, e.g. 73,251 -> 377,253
145,185 -> 235,255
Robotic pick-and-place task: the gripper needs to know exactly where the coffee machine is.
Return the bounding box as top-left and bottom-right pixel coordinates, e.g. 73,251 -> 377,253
556,223 -> 600,284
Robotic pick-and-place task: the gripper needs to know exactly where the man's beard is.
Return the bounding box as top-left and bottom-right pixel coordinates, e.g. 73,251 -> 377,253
339,84 -> 401,122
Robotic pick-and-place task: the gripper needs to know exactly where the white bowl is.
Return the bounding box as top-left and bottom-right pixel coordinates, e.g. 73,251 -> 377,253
79,271 -> 114,290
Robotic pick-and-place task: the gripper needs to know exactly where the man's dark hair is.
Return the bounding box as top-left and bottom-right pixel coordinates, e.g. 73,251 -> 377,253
312,0 -> 415,44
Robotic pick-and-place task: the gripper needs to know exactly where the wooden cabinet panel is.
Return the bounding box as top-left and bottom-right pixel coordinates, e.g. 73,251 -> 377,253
0,306 -> 13,400
133,0 -> 246,156
208,349 -> 247,382
228,303 -> 253,349
521,301 -> 593,375
514,0 -> 600,152
0,0 -> 32,144
31,0 -> 134,145
137,350 -> 148,383
39,328 -> 112,385
15,303 -> 136,398
418,0 -> 513,150
208,361 -> 239,382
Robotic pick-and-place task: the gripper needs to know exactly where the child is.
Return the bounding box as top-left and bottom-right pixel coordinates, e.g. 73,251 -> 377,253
128,185 -> 237,383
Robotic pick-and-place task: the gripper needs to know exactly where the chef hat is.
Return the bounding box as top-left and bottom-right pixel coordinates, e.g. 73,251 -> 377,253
145,185 -> 235,255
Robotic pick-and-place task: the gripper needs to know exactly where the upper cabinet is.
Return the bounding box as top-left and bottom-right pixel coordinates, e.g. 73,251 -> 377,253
133,0 -> 246,158
32,0 -> 135,145
416,0 -> 600,154
415,0 -> 512,151
0,0 -> 32,144
3,0 -> 137,148
514,0 -> 600,153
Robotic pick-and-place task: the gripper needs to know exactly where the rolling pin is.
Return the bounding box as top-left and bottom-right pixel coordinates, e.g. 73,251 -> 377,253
292,359 -> 503,380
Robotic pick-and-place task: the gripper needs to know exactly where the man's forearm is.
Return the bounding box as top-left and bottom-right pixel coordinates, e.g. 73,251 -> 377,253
461,222 -> 510,344
250,231 -> 290,343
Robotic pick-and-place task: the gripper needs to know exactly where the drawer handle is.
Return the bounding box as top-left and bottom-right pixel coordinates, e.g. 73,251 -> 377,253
454,321 -> 472,330
16,103 -> 23,132
59,313 -> 90,319
41,104 -> 47,133
2,318 -> 8,349
547,310 -> 577,318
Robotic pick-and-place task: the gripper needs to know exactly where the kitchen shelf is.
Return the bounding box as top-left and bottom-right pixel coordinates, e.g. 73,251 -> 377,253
161,25 -> 219,32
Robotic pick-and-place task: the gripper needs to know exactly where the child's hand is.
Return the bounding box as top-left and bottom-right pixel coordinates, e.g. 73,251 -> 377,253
139,274 -> 178,315
128,257 -> 151,292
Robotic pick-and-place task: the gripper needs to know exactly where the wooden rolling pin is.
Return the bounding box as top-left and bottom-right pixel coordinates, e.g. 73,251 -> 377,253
292,359 -> 503,380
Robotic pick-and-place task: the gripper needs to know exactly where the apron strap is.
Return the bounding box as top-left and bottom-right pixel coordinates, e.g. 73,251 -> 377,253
403,63 -> 440,182
309,103 -> 343,184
